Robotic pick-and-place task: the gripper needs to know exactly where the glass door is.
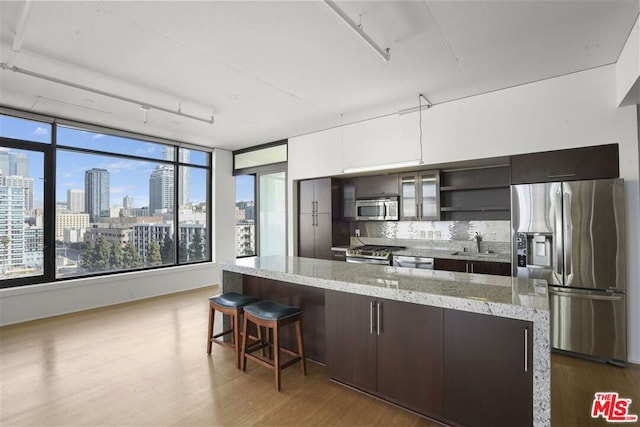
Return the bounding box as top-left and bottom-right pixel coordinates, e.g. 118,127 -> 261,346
258,171 -> 286,256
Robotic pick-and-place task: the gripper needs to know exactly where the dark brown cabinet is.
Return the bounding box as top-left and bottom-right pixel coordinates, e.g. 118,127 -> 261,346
444,310 -> 533,427
325,291 -> 444,418
440,165 -> 511,220
434,258 -> 511,276
399,170 -> 440,220
355,174 -> 399,198
298,178 -> 348,260
510,143 -> 619,184
243,276 -> 326,363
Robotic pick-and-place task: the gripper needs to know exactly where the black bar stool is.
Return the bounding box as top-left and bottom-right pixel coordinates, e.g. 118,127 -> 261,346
240,300 -> 306,391
207,292 -> 259,369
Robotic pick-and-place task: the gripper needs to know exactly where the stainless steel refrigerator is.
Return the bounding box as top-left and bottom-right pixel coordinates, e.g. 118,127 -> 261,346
511,179 -> 626,364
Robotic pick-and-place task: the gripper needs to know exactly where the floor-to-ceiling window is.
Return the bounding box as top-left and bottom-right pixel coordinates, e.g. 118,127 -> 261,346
0,108 -> 211,288
233,142 -> 287,258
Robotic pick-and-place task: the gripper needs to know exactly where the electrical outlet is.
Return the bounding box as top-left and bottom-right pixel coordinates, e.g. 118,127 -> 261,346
355,228 -> 360,237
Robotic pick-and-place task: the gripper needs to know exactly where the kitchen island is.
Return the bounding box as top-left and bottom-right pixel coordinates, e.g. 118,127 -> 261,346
219,256 -> 550,427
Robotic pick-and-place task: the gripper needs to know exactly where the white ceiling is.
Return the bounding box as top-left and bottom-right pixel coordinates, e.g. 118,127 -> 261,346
1,1 -> 638,151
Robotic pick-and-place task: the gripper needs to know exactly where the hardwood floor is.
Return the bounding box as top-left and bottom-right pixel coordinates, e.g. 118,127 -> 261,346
1,286 -> 638,426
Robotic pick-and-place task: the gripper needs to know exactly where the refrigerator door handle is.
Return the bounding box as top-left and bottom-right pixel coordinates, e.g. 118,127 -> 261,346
563,189 -> 572,277
548,289 -> 624,301
554,188 -> 563,276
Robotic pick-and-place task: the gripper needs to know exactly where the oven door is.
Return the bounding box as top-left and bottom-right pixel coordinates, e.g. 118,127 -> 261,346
346,256 -> 390,265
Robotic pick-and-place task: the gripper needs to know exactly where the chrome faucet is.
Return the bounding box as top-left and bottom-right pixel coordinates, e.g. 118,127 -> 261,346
474,232 -> 482,253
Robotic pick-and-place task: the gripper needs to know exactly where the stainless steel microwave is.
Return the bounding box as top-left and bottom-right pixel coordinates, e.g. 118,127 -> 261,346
355,197 -> 399,221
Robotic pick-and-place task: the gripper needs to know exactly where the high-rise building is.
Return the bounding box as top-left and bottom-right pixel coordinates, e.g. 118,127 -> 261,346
0,151 -> 29,177
149,165 -> 173,215
67,189 -> 85,213
0,152 -> 9,178
0,185 -> 26,270
85,168 -> 110,222
163,147 -> 189,207
123,195 -> 134,210
55,212 -> 90,241
11,152 -> 28,176
4,175 -> 34,212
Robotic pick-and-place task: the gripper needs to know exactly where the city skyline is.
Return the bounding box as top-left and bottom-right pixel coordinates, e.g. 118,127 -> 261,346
1,116 -> 208,210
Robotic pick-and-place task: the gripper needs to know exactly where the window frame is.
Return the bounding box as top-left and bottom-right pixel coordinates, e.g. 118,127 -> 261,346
0,109 -> 212,289
233,141 -> 288,259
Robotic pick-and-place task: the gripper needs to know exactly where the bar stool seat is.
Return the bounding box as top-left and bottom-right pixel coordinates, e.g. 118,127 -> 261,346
241,300 -> 306,391
207,292 -> 259,368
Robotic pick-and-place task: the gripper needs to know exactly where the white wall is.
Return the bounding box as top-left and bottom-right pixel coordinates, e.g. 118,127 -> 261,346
288,64 -> 640,364
211,148 -> 237,284
617,9 -> 640,106
0,263 -> 215,325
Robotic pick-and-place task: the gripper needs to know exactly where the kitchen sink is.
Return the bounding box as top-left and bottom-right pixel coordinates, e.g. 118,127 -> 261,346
450,251 -> 500,257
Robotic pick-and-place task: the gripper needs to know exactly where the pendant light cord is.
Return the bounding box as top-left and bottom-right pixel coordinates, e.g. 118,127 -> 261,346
418,94 -> 424,162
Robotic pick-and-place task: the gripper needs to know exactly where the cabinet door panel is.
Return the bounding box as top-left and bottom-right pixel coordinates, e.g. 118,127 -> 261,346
444,310 -> 533,427
314,213 -> 332,260
434,258 -> 467,272
472,260 -> 511,276
314,178 -> 332,214
510,143 -> 619,184
356,174 -> 399,198
299,180 -> 315,214
325,291 -> 377,393
377,300 -> 443,417
298,214 -> 316,258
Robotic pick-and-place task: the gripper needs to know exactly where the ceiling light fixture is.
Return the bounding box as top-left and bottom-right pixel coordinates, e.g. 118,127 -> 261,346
321,0 -> 390,62
0,63 -> 215,125
343,159 -> 423,174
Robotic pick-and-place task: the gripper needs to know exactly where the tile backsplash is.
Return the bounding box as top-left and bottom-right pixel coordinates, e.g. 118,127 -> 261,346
351,220 -> 511,254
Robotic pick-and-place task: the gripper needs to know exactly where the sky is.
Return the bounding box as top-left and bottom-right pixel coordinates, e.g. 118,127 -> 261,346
0,115 -> 208,209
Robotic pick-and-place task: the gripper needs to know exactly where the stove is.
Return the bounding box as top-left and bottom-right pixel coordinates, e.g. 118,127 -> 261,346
345,245 -> 407,265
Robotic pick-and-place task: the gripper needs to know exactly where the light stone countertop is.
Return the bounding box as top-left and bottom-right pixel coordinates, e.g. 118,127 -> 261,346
219,255 -> 550,427
220,255 -> 546,322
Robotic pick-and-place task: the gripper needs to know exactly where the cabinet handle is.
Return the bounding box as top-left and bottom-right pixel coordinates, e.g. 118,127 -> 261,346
465,263 -> 469,273
547,173 -> 576,179
377,302 -> 382,336
370,301 -> 375,335
524,328 -> 528,372
470,263 -> 474,274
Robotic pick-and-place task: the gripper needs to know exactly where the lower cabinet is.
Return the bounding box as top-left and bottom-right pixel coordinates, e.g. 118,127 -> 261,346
325,291 -> 534,426
325,291 -> 444,418
443,310 -> 533,427
434,258 -> 511,276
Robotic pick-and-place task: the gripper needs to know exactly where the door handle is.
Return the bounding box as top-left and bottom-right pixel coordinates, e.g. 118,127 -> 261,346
524,328 -> 528,373
548,289 -> 623,301
554,187 -> 563,276
376,302 -> 382,336
563,191 -> 572,276
369,301 -> 375,335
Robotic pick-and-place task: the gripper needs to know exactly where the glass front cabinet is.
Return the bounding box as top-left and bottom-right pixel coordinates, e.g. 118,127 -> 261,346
400,170 -> 440,221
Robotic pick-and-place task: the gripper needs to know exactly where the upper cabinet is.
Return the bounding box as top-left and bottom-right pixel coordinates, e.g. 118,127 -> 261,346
440,165 -> 511,221
399,170 -> 440,221
355,174 -> 399,198
510,143 -> 619,184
